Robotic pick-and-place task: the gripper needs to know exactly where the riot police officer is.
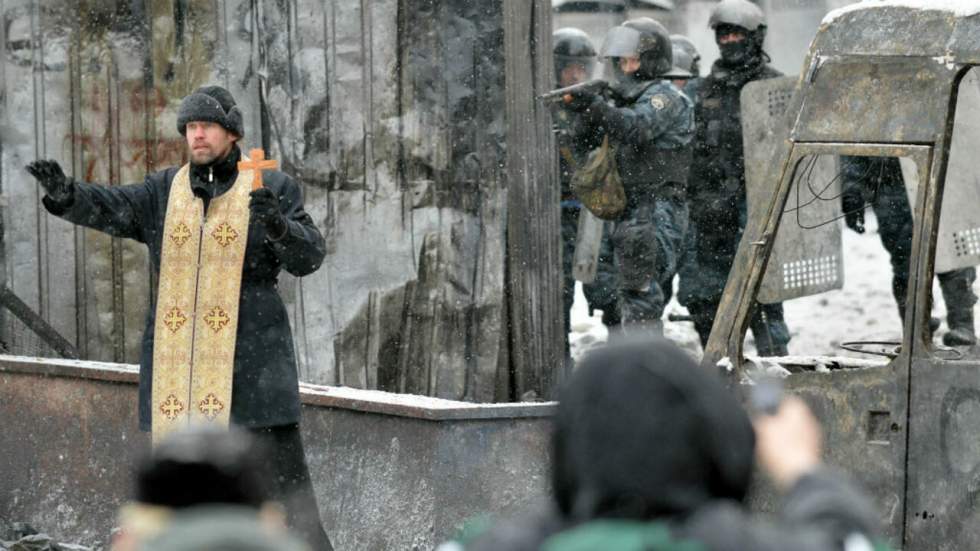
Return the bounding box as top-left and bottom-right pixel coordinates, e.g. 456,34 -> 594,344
682,0 -> 791,355
663,35 -> 701,307
842,156 -> 978,346
565,18 -> 694,334
552,29 -> 622,358
670,34 -> 702,92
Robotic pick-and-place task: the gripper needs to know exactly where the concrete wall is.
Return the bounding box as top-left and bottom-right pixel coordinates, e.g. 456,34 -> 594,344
0,355 -> 554,550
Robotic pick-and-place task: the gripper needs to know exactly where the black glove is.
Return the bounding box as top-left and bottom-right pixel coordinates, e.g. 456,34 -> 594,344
564,89 -> 597,113
26,159 -> 73,203
842,190 -> 865,234
249,188 -> 288,239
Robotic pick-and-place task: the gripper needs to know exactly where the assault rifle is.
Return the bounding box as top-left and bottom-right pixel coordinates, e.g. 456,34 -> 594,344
537,79 -> 611,105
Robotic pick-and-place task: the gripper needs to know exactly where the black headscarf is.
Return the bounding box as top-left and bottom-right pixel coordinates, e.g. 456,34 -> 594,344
552,338 -> 755,522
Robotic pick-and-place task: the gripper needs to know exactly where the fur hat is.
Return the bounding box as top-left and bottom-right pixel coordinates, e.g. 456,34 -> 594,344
177,86 -> 244,138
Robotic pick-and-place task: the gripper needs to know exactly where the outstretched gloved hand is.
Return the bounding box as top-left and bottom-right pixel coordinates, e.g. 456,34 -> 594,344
249,187 -> 288,240
26,159 -> 73,203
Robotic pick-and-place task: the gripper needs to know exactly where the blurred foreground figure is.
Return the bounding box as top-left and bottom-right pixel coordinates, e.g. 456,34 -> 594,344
111,426 -> 309,551
456,339 -> 888,550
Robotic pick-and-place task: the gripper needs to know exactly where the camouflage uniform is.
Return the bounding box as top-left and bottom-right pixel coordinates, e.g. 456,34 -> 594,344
555,108 -> 621,336
573,79 -> 694,330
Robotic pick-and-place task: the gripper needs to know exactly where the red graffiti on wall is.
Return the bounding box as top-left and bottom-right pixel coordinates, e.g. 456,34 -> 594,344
64,83 -> 189,182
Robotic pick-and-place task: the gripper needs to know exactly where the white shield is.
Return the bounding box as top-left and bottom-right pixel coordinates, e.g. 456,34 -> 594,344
573,209 -> 604,283
901,67 -> 980,274
742,76 -> 845,304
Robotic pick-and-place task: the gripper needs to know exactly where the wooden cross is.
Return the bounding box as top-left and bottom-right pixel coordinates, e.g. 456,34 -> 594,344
237,148 -> 278,190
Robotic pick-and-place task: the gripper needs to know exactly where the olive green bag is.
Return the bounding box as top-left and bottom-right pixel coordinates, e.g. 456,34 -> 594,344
570,135 -> 627,220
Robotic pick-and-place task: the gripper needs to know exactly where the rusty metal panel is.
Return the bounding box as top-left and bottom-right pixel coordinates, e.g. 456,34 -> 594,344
905,358 -> 980,549
815,6 -> 956,58
746,365 -> 908,545
743,77 -> 844,304
793,57 -> 954,144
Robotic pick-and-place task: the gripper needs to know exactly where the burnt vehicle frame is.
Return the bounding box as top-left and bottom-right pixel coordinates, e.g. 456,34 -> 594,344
703,4 -> 980,548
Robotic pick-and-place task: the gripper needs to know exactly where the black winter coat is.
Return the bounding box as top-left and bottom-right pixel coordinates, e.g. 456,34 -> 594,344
43,147 -> 326,430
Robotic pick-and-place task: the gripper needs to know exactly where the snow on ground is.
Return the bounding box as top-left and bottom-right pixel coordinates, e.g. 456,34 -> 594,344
569,212 -> 979,361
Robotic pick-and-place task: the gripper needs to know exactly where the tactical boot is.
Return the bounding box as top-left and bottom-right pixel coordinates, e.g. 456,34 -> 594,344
938,268 -> 978,346
944,327 -> 976,347
750,304 -> 790,357
943,312 -> 977,346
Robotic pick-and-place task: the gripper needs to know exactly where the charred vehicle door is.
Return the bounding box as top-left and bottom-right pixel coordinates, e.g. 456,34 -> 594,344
707,5 -> 980,548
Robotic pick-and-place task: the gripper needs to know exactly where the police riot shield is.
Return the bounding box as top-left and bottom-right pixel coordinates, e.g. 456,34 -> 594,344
573,209 -> 603,283
742,76 -> 845,304
900,68 -> 980,274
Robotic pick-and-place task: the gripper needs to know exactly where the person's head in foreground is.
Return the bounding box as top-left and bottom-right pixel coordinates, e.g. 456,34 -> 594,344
111,426 -> 307,551
460,338 -> 886,551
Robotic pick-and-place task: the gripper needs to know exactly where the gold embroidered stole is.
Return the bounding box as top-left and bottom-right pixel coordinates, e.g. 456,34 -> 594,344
151,162 -> 252,443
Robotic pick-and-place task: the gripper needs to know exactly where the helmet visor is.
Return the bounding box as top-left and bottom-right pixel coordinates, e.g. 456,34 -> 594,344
555,55 -> 597,76
601,26 -> 642,59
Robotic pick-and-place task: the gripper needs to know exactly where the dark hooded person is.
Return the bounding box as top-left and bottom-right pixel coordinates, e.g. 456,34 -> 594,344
453,339 -> 886,550
26,86 -> 332,550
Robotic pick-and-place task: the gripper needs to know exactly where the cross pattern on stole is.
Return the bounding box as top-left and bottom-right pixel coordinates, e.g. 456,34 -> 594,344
199,393 -> 225,420
204,307 -> 231,333
211,223 -> 238,247
160,394 -> 185,420
163,307 -> 187,333
171,222 -> 192,246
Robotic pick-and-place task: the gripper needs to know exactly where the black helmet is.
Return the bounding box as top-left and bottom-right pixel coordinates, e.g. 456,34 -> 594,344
708,0 -> 766,31
601,17 -> 673,80
671,34 -> 701,77
708,0 -> 767,66
553,28 -> 598,86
